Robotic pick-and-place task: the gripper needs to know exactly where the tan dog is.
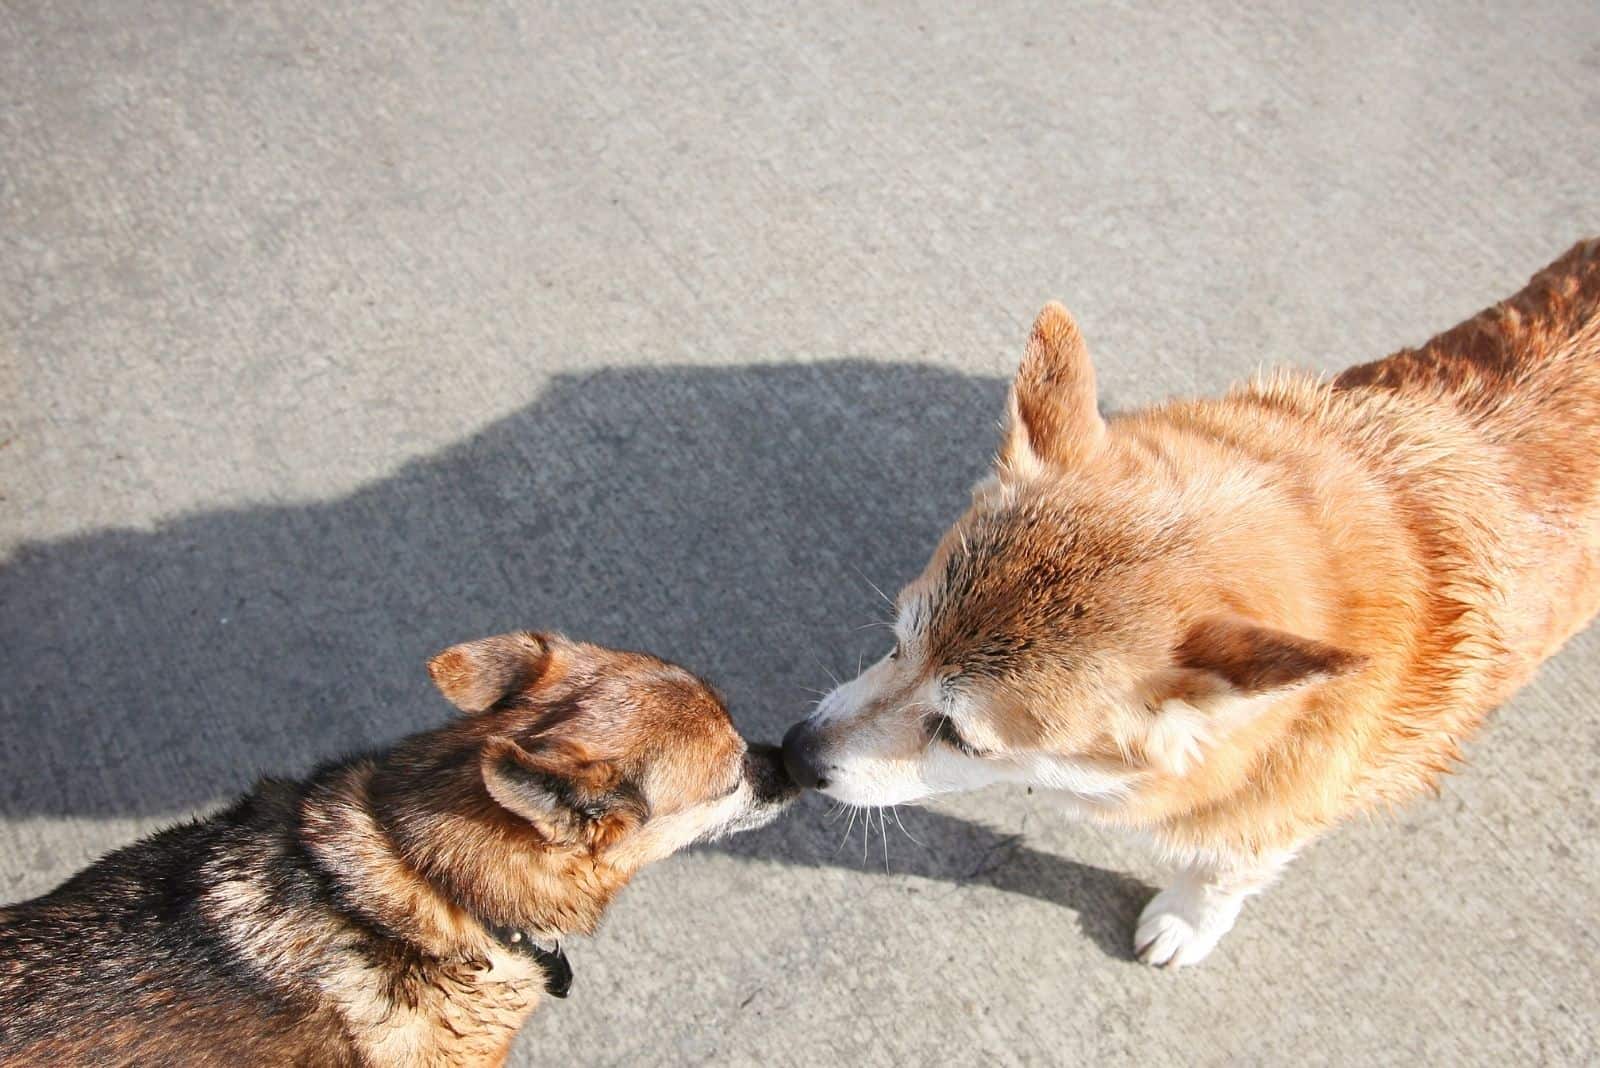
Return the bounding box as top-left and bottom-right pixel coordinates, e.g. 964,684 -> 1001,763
1,633 -> 796,1066
782,240 -> 1600,966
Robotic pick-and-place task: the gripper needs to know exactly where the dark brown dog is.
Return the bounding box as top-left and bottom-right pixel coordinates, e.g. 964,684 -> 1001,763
0,632 -> 797,1067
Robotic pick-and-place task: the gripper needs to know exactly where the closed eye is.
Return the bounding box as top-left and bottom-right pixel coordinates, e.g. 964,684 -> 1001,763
926,713 -> 983,757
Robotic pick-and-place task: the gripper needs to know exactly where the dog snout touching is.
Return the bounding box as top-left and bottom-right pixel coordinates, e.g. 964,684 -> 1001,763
781,720 -> 832,790
744,744 -> 801,805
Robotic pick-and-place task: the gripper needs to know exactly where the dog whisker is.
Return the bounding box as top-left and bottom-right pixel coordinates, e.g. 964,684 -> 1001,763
833,805 -> 860,855
850,564 -> 896,610
808,649 -> 842,688
890,805 -> 925,848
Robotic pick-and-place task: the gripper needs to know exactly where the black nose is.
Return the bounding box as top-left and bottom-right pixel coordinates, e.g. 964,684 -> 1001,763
781,720 -> 832,790
743,743 -> 801,803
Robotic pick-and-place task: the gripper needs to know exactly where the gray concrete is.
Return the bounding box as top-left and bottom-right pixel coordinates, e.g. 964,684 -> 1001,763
4,1 -> 1599,1063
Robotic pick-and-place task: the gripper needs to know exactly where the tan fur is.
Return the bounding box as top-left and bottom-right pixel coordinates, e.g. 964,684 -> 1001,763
1004,241 -> 1596,841
791,239 -> 1600,961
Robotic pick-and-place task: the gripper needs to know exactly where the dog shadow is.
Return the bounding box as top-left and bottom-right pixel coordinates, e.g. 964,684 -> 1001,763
717,796 -> 1151,960
0,359 -> 1147,959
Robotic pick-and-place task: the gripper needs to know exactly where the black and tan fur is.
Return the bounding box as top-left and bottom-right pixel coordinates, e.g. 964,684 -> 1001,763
0,632 -> 796,1066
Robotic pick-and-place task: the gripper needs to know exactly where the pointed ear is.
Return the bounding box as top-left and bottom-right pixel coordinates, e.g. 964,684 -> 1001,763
998,302 -> 1106,477
1139,617 -> 1363,776
427,631 -> 551,713
480,736 -> 647,850
1171,616 -> 1365,697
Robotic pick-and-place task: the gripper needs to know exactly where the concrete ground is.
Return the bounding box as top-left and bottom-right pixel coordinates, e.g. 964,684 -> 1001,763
4,1 -> 1599,1063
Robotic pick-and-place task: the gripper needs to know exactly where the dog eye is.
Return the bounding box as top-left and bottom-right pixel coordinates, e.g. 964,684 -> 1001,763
888,642 -> 901,662
927,714 -> 980,757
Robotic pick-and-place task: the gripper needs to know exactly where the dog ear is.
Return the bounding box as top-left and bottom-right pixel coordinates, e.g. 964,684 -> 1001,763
998,302 -> 1106,477
1173,617 -> 1364,695
480,735 -> 647,850
1140,617 -> 1364,775
427,631 -> 551,713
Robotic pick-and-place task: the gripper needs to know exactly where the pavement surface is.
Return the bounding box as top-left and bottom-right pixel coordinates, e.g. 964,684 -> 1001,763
4,2 -> 1600,1064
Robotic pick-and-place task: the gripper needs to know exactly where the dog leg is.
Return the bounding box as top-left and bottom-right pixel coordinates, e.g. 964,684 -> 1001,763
1134,849 -> 1290,968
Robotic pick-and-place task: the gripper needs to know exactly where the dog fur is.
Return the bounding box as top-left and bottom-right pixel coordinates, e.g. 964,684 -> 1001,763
783,239 -> 1600,966
0,632 -> 797,1065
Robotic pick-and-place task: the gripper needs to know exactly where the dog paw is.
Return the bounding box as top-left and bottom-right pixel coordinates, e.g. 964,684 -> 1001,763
1133,881 -> 1241,968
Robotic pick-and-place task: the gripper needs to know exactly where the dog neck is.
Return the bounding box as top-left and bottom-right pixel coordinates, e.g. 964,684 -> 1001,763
296,759 -> 575,998
475,919 -> 573,998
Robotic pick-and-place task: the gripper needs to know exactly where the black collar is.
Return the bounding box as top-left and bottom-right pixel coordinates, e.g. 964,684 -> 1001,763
485,922 -> 573,998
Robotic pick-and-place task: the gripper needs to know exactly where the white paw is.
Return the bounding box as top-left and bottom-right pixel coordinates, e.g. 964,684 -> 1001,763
1134,881 -> 1242,968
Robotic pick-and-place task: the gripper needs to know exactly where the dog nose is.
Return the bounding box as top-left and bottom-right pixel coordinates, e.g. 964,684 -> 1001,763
781,720 -> 832,791
742,743 -> 801,803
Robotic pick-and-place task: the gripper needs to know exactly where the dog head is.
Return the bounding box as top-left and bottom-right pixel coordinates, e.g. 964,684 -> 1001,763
782,304 -> 1362,808
375,632 -> 797,936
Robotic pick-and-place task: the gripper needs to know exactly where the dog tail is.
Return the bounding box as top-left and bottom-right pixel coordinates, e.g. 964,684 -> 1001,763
1334,237 -> 1600,399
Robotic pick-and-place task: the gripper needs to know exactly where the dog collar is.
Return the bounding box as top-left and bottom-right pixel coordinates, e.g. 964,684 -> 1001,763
486,923 -> 573,998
